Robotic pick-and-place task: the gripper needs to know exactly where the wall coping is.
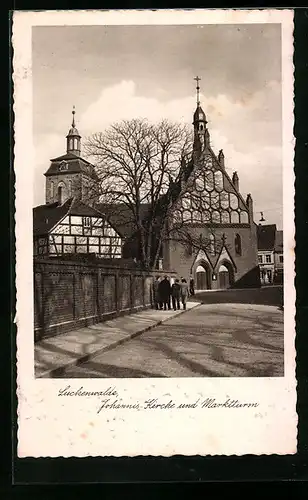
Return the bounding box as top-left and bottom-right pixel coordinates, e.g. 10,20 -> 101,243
34,258 -> 177,275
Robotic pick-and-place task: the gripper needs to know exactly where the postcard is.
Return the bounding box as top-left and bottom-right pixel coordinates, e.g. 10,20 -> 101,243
13,8 -> 296,457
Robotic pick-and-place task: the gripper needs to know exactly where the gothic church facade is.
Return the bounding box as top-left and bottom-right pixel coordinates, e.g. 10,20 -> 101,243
162,80 -> 259,289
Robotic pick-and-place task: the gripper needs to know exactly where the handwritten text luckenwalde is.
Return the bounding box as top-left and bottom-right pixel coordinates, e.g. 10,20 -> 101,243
58,386 -> 259,412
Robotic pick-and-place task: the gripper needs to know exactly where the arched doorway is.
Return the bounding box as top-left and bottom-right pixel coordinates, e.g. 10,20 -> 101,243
195,263 -> 211,290
218,261 -> 235,289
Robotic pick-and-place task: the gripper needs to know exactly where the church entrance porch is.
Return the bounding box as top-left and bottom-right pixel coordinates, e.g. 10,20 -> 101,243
195,263 -> 211,291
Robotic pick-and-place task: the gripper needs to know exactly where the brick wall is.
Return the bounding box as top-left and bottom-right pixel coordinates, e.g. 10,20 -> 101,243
34,258 -> 175,341
166,224 -> 259,288
45,173 -> 82,204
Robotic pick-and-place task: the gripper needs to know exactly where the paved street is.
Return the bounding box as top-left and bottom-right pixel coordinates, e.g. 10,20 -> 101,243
59,300 -> 284,378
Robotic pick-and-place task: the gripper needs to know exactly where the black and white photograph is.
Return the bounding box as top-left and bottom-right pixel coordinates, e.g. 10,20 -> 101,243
14,9 -> 296,458
32,22 -> 285,379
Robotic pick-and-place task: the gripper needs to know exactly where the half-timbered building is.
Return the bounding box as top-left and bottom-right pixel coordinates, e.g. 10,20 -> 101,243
33,109 -> 123,258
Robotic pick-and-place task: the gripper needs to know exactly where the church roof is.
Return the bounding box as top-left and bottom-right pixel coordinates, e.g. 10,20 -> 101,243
67,126 -> 81,137
257,224 -> 277,251
193,105 -> 207,123
95,202 -> 151,238
33,198 -> 119,237
44,153 -> 98,179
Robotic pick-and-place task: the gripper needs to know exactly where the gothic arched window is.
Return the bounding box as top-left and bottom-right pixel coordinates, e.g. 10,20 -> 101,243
57,182 -> 65,204
235,233 -> 242,256
240,211 -> 249,224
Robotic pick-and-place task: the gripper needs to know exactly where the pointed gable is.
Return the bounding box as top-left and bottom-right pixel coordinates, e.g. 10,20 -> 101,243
214,244 -> 237,272
172,147 -> 250,226
192,248 -> 213,268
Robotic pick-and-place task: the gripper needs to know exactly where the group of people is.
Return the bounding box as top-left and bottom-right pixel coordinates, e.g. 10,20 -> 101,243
153,276 -> 195,311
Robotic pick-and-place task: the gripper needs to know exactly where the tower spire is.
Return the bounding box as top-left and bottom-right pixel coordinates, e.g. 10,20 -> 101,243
72,105 -> 76,128
66,105 -> 81,156
194,76 -> 201,106
193,76 -> 208,152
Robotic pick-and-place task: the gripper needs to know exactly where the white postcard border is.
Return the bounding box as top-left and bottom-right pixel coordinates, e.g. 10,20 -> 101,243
13,9 -> 296,458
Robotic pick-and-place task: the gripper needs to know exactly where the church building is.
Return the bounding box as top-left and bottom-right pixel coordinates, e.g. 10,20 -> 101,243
161,78 -> 260,290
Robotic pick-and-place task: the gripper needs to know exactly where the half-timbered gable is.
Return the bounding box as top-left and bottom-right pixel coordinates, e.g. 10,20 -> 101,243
33,199 -> 122,258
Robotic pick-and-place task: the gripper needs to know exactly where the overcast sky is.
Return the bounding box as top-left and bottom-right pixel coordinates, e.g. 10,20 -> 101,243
32,24 -> 282,228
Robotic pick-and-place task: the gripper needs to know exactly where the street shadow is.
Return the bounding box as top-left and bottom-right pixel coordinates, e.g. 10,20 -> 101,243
52,361 -> 167,378
140,320 -> 284,377
192,286 -> 283,307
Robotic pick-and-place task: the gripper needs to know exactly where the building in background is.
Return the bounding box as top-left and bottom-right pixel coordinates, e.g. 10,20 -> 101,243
273,229 -> 283,284
257,224 -> 283,285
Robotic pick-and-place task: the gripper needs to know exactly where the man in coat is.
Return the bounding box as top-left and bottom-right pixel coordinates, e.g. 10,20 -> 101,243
189,276 -> 195,296
180,278 -> 189,310
171,278 -> 181,311
158,276 -> 171,310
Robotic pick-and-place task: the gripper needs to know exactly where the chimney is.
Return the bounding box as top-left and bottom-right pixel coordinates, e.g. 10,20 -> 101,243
218,149 -> 225,169
232,171 -> 239,191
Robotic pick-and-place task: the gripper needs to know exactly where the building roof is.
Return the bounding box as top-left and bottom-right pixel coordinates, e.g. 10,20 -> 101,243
44,153 -> 98,179
33,199 -> 72,235
193,105 -> 207,123
274,230 -> 283,252
95,202 -> 151,238
257,224 -> 277,251
66,126 -> 81,137
33,198 -> 120,237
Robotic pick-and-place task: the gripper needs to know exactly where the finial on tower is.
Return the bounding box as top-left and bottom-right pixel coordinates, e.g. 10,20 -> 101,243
72,105 -> 76,128
194,76 -> 201,106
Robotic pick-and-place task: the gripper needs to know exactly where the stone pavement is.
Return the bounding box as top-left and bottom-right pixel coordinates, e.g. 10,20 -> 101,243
35,302 -> 200,378
60,302 -> 284,378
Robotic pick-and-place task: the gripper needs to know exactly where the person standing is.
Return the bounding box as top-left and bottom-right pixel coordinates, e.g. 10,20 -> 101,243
153,276 -> 161,310
180,278 -> 189,310
171,278 -> 181,311
189,276 -> 195,296
158,276 -> 171,310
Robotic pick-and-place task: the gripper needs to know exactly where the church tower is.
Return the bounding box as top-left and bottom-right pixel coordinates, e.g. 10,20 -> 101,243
193,76 -> 210,154
66,106 -> 81,156
44,107 -> 99,206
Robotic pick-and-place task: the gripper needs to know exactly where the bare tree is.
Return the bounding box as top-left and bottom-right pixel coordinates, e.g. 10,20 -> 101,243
84,118 -> 218,269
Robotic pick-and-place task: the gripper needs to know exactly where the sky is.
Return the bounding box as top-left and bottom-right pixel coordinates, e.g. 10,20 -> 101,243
32,24 -> 283,228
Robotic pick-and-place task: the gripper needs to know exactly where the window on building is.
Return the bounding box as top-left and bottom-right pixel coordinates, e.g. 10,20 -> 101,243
57,185 -> 63,204
235,233 -> 242,256
258,255 -> 263,264
50,181 -> 54,199
279,255 -> 284,263
68,180 -> 72,198
266,254 -> 272,263
83,217 -> 91,227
